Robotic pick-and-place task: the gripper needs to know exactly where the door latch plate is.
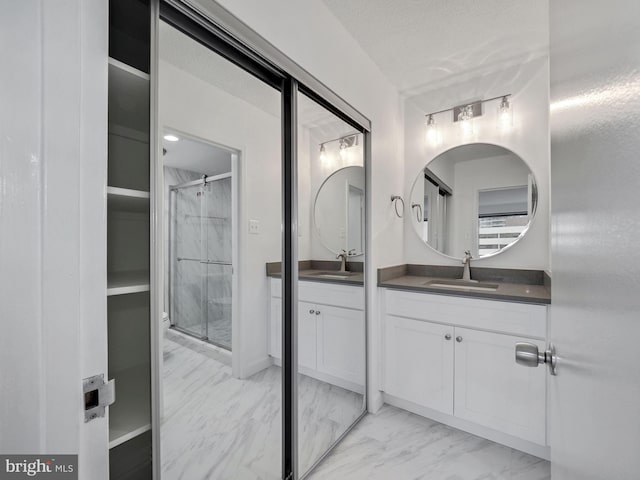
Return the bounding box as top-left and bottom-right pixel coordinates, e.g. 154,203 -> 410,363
83,374 -> 115,423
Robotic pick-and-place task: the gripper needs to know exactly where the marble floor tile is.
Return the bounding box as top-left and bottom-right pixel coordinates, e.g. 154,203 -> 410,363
306,405 -> 550,480
161,335 -> 549,480
161,336 -> 363,480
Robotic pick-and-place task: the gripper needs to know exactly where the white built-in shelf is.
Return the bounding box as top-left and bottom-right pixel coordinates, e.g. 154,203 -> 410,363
107,186 -> 150,213
108,59 -> 150,142
108,123 -> 149,143
108,57 -> 150,80
108,363 -> 151,449
107,270 -> 150,296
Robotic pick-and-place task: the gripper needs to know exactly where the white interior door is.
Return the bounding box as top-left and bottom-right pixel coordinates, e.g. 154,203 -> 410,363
549,1 -> 640,478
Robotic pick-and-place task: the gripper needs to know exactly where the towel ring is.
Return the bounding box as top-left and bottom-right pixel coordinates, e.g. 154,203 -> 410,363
411,203 -> 423,223
391,195 -> 405,218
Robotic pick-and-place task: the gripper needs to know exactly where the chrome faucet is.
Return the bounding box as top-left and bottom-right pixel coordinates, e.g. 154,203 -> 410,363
337,250 -> 348,272
462,250 -> 472,281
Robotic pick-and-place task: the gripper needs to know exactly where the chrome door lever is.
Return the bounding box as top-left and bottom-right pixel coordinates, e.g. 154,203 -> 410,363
515,342 -> 558,376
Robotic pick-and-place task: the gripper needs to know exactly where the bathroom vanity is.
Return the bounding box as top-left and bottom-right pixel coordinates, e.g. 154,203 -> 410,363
267,263 -> 366,394
379,264 -> 551,459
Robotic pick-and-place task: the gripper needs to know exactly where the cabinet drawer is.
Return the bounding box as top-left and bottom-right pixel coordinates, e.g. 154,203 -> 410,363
384,289 -> 546,339
299,281 -> 363,309
271,278 -> 364,310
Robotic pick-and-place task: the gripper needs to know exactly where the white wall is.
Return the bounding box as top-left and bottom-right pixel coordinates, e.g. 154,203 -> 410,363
197,0 -> 405,411
0,0 -> 109,476
160,59 -> 282,378
404,57 -> 551,271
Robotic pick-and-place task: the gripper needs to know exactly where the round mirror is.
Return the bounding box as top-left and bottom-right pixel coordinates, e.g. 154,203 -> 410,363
313,166 -> 365,255
409,143 -> 537,260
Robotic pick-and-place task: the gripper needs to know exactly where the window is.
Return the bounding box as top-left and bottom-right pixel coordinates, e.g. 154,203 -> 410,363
478,186 -> 528,256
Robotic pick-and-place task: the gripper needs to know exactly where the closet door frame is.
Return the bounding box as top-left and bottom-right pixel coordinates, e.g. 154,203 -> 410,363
153,3 -> 372,479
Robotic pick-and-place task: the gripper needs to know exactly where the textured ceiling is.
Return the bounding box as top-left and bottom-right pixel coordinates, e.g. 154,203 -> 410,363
321,0 -> 548,95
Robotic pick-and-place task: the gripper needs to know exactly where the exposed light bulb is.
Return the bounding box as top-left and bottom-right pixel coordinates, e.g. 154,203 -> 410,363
339,140 -> 348,160
498,96 -> 513,130
164,134 -> 180,142
319,144 -> 328,164
425,114 -> 440,146
458,105 -> 474,137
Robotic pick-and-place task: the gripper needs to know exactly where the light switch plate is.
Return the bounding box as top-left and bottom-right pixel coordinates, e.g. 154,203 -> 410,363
249,219 -> 260,234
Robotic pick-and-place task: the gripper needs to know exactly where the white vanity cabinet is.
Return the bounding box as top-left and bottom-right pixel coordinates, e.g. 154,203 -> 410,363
269,278 -> 365,393
453,327 -> 546,444
384,316 -> 454,414
382,289 -> 549,457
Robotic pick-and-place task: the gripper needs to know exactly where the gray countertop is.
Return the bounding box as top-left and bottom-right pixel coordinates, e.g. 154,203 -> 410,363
378,264 -> 551,305
266,260 -> 364,286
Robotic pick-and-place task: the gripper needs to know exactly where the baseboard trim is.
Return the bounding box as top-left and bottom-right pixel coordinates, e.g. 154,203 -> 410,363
383,393 -> 550,461
271,357 -> 364,395
242,356 -> 273,379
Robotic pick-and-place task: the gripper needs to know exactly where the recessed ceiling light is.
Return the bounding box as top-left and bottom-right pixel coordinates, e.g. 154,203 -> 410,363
164,134 -> 180,142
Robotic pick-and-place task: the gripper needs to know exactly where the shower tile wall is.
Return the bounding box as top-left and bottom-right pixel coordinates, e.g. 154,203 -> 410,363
165,166 -> 233,349
164,166 -> 202,317
173,182 -> 204,336
205,177 -> 232,349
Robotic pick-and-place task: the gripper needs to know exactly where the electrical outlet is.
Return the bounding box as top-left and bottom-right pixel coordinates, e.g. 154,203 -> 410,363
249,219 -> 260,234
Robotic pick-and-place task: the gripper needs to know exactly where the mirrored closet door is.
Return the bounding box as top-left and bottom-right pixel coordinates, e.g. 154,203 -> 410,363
296,93 -> 367,477
158,11 -> 283,480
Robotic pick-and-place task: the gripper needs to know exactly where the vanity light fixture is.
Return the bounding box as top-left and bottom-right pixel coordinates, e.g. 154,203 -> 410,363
164,134 -> 180,142
497,96 -> 513,130
423,94 -> 512,143
318,133 -> 360,165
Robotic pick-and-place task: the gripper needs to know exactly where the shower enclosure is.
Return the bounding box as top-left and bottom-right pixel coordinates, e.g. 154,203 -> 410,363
169,173 -> 232,350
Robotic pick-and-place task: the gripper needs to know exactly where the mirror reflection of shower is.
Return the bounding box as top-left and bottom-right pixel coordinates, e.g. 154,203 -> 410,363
163,129 -> 235,351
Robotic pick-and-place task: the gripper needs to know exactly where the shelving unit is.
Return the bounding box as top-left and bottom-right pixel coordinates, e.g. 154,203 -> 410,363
107,271 -> 150,296
107,186 -> 150,213
107,0 -> 152,477
108,363 -> 152,449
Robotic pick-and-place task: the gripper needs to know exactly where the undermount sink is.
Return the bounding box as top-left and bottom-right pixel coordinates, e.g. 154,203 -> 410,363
308,271 -> 359,279
423,279 -> 499,292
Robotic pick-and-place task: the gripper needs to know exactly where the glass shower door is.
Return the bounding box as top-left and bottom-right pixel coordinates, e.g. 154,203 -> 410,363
171,182 -> 207,339
203,175 -> 232,350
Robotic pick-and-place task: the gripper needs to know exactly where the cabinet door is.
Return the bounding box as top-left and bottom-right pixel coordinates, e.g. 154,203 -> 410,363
454,327 -> 546,444
384,315 -> 454,415
269,297 -> 281,359
298,301 -> 317,370
316,305 -> 365,386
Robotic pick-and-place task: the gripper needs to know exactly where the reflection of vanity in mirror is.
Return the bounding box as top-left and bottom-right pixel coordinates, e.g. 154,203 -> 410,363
410,143 -> 537,260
